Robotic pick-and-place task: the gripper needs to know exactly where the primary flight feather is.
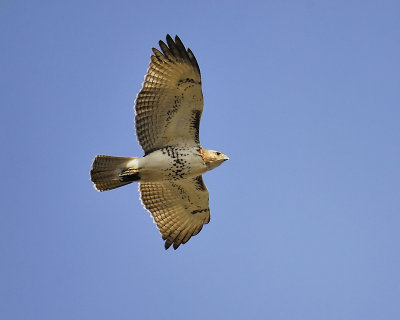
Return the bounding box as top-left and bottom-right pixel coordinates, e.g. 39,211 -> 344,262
90,35 -> 228,250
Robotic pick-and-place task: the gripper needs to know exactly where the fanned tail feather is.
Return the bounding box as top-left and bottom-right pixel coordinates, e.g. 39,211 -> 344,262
90,155 -> 140,191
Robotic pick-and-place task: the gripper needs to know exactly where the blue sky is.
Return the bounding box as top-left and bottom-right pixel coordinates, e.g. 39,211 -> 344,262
1,1 -> 399,319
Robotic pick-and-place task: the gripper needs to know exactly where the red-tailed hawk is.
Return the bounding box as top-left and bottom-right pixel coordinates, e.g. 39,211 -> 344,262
90,35 -> 228,250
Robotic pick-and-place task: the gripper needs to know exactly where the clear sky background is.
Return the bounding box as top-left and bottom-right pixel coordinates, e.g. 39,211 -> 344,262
1,1 -> 399,319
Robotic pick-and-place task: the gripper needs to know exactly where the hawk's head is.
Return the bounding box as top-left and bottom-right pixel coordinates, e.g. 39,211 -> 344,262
200,149 -> 229,171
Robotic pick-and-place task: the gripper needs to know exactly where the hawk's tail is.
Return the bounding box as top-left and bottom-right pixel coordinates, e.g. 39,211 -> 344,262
90,155 -> 140,191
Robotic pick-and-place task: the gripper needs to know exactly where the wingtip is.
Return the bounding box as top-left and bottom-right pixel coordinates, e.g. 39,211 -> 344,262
164,239 -> 181,250
173,242 -> 180,250
174,35 -> 182,43
164,241 -> 172,250
165,34 -> 179,41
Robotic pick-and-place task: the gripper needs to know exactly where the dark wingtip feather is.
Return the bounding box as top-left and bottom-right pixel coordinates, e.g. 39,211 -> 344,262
164,240 -> 172,250
173,35 -> 190,60
187,48 -> 201,74
158,39 -> 167,51
173,242 -> 181,250
174,35 -> 182,44
159,39 -> 173,60
166,34 -> 182,59
166,34 -> 173,44
163,229 -> 184,250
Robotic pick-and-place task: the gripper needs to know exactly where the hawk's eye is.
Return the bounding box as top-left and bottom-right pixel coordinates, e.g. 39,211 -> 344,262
216,152 -> 221,156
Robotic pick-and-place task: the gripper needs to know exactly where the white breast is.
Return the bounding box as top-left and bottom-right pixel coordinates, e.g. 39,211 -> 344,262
138,148 -> 206,182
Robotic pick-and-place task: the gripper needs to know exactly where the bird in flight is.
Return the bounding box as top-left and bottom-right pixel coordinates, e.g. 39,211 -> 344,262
90,35 -> 228,250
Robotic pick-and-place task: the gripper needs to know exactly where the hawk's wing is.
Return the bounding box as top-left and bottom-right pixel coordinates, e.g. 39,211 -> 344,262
135,35 -> 203,155
139,176 -> 210,249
